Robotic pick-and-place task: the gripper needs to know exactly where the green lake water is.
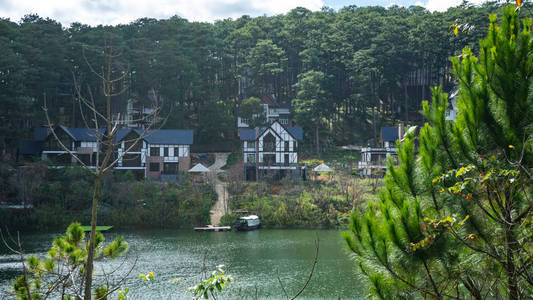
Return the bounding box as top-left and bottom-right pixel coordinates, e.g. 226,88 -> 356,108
0,229 -> 364,299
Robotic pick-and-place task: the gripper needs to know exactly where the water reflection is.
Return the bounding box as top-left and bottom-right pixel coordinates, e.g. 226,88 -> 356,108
0,229 -> 363,299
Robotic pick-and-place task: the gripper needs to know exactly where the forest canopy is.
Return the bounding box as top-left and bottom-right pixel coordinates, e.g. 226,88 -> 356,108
0,1 -> 526,156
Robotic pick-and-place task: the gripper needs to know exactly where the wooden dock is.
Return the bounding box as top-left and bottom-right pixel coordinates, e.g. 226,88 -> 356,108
194,225 -> 232,232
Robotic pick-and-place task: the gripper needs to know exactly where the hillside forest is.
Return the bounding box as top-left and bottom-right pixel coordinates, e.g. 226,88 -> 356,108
1,1 -> 528,156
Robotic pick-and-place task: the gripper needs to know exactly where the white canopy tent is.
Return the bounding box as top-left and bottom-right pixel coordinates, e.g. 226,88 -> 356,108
313,163 -> 332,173
188,163 -> 210,173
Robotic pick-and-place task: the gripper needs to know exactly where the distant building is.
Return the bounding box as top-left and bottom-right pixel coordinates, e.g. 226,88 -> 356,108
238,95 -> 291,128
112,89 -> 163,129
40,126 -> 105,167
19,126 -> 193,179
358,125 -> 403,177
239,120 -> 304,181
445,89 -> 458,121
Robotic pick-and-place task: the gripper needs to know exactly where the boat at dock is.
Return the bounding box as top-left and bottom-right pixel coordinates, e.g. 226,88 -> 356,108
234,215 -> 261,231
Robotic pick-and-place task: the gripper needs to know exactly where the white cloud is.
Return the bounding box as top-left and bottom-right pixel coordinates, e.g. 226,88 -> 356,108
423,0 -> 490,12
0,0 -> 324,26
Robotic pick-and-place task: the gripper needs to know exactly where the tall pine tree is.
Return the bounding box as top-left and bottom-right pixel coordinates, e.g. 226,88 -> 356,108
345,6 -> 533,299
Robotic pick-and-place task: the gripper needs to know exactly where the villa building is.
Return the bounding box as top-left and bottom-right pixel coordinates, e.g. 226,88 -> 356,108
358,126 -> 403,177
238,95 -> 291,129
19,126 -> 193,179
239,120 -> 304,181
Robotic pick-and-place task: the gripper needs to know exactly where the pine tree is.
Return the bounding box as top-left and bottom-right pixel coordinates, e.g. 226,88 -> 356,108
344,6 -> 533,299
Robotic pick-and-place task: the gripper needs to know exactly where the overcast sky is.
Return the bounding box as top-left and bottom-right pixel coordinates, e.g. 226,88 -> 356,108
0,0 -> 492,26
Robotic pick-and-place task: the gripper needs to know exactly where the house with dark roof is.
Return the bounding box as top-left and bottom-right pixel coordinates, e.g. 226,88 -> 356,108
358,125 -> 403,177
138,129 -> 193,179
40,126 -> 105,167
239,120 -> 304,181
22,126 -> 193,179
17,127 -> 49,161
238,95 -> 292,128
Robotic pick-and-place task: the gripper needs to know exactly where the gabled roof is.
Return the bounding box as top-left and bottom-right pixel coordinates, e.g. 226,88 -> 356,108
59,126 -> 106,142
381,127 -> 399,142
33,127 -> 49,141
18,140 -> 42,155
139,129 -> 194,145
113,128 -> 137,143
239,126 -> 303,141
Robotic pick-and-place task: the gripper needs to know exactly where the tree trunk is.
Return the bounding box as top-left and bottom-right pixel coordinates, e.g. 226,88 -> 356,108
404,83 -> 409,124
84,174 -> 101,300
315,124 -> 320,157
505,221 -> 518,300
372,106 -> 377,146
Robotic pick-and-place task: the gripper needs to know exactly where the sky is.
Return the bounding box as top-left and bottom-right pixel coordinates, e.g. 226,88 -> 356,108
0,0 -> 492,26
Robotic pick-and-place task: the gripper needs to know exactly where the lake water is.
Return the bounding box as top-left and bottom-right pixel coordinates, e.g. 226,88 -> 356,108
0,229 -> 364,299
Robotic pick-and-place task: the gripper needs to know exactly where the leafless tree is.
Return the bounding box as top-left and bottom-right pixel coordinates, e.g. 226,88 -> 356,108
42,38 -> 165,300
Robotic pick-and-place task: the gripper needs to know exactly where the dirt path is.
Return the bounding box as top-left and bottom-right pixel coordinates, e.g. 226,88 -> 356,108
208,153 -> 230,226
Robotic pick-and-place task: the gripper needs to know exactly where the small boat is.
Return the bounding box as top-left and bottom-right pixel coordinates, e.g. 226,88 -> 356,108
234,215 -> 261,231
81,226 -> 113,232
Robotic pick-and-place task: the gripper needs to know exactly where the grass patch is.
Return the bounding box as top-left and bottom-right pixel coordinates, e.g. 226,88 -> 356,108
301,149 -> 361,168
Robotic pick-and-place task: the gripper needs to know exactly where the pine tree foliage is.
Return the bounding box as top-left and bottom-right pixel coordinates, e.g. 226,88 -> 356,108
345,6 -> 533,299
11,223 -> 128,299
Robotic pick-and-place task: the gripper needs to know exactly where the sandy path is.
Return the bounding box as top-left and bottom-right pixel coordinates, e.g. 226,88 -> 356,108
208,153 -> 229,226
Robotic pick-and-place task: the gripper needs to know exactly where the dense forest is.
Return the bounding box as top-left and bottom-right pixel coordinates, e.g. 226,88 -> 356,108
1,1 -> 528,157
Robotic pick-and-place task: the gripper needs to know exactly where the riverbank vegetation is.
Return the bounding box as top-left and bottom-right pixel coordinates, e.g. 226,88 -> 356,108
0,164 -> 216,230
222,175 -> 379,229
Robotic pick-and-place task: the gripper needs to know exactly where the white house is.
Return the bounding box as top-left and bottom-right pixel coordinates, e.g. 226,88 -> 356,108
40,126 -> 105,167
358,126 -> 402,177
114,129 -> 193,179
445,89 -> 458,121
239,120 -> 304,181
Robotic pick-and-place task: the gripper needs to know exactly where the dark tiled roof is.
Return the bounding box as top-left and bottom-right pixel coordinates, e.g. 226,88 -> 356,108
61,126 -> 106,142
239,127 -> 303,141
381,127 -> 399,142
239,129 -> 256,141
139,129 -> 194,145
19,140 -> 42,155
287,127 -> 303,140
278,102 -> 291,109
114,128 -> 134,143
33,127 -> 48,141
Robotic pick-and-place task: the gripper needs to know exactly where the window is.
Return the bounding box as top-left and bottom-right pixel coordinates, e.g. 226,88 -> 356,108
174,147 -> 179,157
263,133 -> 275,152
149,163 -> 160,172
247,154 -> 255,163
163,163 -> 178,174
247,141 -> 255,149
284,141 -> 289,151
150,147 -> 160,156
280,119 -> 288,125
263,154 -> 276,165
164,147 -> 169,157
122,154 -> 141,167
